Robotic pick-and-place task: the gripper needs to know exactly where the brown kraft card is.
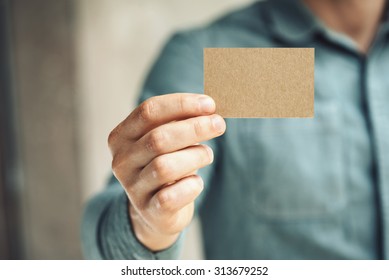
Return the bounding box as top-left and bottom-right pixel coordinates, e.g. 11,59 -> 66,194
204,48 -> 315,118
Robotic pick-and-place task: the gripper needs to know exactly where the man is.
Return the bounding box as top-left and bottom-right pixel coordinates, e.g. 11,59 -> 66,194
82,0 -> 389,259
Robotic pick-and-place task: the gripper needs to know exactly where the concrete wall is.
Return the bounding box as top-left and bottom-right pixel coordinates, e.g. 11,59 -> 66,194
11,0 -> 82,259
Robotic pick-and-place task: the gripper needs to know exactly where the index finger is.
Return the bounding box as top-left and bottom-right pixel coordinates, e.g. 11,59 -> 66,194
125,93 -> 216,140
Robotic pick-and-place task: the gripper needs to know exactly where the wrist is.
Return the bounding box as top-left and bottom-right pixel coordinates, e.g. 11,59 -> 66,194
129,203 -> 179,252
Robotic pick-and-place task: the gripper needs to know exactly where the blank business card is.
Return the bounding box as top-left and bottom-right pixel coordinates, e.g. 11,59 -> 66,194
204,48 -> 314,118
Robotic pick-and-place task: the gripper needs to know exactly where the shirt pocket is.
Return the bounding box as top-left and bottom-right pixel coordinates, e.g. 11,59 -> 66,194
234,101 -> 346,221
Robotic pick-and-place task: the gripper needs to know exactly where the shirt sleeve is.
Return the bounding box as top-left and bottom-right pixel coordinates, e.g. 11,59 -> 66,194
81,31 -> 219,259
82,177 -> 184,259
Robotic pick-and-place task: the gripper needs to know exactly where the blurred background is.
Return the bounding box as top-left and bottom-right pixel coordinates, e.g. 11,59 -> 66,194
0,0 -> 254,259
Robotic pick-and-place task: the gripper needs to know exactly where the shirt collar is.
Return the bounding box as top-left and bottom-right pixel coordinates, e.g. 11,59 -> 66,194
267,0 -> 389,44
267,0 -> 324,45
382,1 -> 389,33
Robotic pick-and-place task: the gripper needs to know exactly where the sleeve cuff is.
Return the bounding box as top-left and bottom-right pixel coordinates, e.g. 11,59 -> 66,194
99,188 -> 183,259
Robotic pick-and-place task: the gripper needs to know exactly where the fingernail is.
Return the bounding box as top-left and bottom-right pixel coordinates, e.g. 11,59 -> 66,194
211,115 -> 225,133
199,96 -> 215,113
204,145 -> 214,163
195,176 -> 205,192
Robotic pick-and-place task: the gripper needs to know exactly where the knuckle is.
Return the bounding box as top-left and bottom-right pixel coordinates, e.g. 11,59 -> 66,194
108,121 -> 126,147
111,155 -> 126,178
155,191 -> 174,212
111,154 -> 122,171
108,128 -> 119,146
146,129 -> 166,154
138,99 -> 156,122
152,157 -> 172,181
111,154 -> 135,186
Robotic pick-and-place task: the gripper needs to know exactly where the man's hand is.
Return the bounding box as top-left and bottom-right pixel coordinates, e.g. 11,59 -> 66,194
108,93 -> 226,251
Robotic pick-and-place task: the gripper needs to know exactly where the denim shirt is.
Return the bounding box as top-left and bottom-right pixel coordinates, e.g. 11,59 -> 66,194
82,0 -> 389,259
